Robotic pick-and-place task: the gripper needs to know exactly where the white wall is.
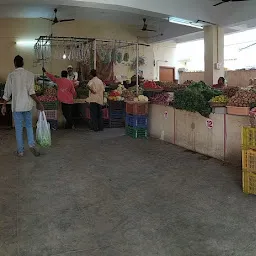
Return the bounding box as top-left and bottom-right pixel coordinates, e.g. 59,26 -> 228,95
152,41 -> 177,81
149,104 -> 249,165
113,44 -> 155,82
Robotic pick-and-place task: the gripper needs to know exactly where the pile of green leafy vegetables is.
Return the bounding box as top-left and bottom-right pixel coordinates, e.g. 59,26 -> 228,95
173,81 -> 222,117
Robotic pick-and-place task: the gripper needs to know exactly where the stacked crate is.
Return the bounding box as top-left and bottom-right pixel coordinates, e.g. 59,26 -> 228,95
242,127 -> 256,195
41,101 -> 58,130
108,100 -> 125,128
125,102 -> 148,138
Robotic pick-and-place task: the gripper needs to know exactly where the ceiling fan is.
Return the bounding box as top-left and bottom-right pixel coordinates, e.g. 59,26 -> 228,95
141,18 -> 157,32
213,0 -> 249,6
41,8 -> 75,25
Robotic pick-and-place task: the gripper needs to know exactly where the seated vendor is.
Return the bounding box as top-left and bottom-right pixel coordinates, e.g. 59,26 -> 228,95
67,65 -> 79,87
212,77 -> 226,89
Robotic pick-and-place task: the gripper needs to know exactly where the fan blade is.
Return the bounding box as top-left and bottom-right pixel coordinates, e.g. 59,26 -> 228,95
232,0 -> 249,1
213,2 -> 225,6
59,19 -> 75,23
146,29 -> 157,32
41,17 -> 53,22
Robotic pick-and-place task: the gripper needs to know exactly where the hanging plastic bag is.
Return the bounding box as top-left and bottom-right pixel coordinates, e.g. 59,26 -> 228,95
36,111 -> 51,147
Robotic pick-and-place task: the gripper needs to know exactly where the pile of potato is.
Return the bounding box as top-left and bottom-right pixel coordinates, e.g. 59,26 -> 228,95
227,90 -> 256,107
223,86 -> 240,98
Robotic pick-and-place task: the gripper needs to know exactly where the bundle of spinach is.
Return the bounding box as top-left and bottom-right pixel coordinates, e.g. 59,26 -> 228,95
174,81 -> 222,117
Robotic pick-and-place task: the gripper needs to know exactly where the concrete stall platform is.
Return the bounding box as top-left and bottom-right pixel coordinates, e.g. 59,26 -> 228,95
148,104 -> 250,165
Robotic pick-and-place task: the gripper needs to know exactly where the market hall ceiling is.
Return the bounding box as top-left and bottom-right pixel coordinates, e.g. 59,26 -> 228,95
1,0 -> 255,26
0,0 -> 255,42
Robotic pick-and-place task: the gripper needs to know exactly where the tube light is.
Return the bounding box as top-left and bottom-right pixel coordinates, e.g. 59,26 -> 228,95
168,17 -> 203,29
16,40 -> 36,46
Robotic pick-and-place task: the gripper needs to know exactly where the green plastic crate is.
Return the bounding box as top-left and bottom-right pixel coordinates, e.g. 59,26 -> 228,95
126,126 -> 147,139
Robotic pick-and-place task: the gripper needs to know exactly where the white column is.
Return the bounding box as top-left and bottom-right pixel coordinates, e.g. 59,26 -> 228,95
204,25 -> 224,86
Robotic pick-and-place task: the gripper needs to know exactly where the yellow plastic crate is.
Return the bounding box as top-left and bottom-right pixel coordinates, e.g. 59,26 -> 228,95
242,127 -> 256,150
244,149 -> 256,173
242,150 -> 248,170
243,171 -> 256,195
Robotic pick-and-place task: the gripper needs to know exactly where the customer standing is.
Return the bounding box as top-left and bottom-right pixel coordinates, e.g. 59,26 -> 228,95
1,55 -> 43,157
43,68 -> 77,129
87,69 -> 105,131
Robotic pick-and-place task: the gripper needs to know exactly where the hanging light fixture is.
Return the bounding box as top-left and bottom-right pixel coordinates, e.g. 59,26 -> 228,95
62,51 -> 67,59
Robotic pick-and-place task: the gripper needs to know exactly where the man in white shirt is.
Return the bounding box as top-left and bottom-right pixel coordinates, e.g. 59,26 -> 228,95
67,65 -> 78,81
86,69 -> 105,131
1,55 -> 44,157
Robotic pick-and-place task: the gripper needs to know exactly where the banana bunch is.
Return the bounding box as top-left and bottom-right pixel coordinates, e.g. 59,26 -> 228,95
34,84 -> 42,92
211,95 -> 229,103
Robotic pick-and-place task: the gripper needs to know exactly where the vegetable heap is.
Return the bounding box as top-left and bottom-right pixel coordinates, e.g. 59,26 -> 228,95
38,95 -> 57,102
143,81 -> 162,90
227,90 -> 256,107
150,92 -> 173,106
174,81 -> 222,117
155,81 -> 186,92
122,90 -> 135,101
45,87 -> 57,96
128,86 -> 144,95
210,95 -> 229,104
223,86 -> 240,98
133,95 -> 149,102
108,90 -> 124,101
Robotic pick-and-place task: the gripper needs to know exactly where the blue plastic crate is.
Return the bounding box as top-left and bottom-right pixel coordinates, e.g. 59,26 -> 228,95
125,114 -> 148,129
109,110 -> 125,119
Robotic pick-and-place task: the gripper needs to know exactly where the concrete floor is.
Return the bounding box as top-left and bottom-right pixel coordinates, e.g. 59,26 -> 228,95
0,128 -> 256,256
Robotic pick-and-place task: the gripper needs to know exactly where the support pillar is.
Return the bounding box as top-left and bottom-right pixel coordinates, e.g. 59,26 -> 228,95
204,26 -> 224,86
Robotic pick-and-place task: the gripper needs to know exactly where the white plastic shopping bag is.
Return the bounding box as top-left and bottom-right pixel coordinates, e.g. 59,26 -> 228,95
36,111 -> 51,147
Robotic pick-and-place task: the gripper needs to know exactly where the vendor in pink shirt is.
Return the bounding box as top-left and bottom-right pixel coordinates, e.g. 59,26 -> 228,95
42,67 -> 77,129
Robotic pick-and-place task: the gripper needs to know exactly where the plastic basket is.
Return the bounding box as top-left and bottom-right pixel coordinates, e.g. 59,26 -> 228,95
243,171 -> 256,195
38,110 -> 57,120
104,119 -> 109,128
243,149 -> 256,173
42,101 -> 58,110
126,114 -> 148,128
126,102 -> 149,115
126,126 -> 148,139
108,100 -> 125,110
242,127 -> 256,150
242,150 -> 249,170
48,119 -> 58,130
109,110 -> 124,119
109,119 -> 125,128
